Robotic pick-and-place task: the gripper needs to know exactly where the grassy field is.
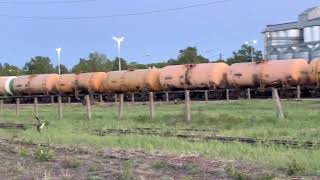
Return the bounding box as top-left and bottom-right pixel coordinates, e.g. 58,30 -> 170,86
0,99 -> 319,175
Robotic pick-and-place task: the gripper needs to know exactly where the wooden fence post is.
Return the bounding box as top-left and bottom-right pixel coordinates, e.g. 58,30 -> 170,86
297,85 -> 301,100
118,94 -> 124,120
204,90 -> 209,102
0,99 -> 3,113
34,97 -> 38,117
51,96 -> 54,104
114,94 -> 118,105
149,92 -> 155,120
165,92 -> 169,103
58,96 -> 63,120
16,98 -> 20,117
185,90 -> 191,122
226,89 -> 230,101
85,95 -> 92,121
99,94 -> 103,104
131,93 -> 135,103
247,88 -> 251,100
272,88 -> 285,119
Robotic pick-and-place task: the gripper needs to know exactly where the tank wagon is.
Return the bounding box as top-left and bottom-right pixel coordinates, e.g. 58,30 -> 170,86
77,72 -> 108,93
13,74 -> 59,95
0,76 -> 16,96
309,59 -> 320,86
159,63 -> 229,90
103,68 -> 161,93
56,74 -> 77,94
228,59 -> 309,88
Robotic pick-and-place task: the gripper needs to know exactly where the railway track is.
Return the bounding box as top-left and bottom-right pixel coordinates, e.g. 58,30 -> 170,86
92,128 -> 320,149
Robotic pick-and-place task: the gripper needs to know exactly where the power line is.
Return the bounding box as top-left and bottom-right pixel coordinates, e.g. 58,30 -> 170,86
0,0 -> 232,20
0,0 -> 96,5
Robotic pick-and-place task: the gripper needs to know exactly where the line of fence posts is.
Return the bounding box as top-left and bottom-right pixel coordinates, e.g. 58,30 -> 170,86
1,88 -> 287,121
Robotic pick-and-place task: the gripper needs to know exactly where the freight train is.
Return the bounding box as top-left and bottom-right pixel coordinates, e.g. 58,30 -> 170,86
0,58 -> 319,103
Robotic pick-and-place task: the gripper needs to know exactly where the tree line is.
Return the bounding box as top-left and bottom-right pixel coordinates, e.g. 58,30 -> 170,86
0,44 -> 262,76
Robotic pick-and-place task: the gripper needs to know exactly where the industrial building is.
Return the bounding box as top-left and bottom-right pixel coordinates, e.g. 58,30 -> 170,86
264,6 -> 320,61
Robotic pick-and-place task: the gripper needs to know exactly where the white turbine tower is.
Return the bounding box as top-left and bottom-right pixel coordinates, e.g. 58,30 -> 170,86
112,36 -> 125,71
56,48 -> 62,75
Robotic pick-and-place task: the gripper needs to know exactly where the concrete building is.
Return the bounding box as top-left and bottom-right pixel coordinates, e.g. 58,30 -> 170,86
264,6 -> 320,61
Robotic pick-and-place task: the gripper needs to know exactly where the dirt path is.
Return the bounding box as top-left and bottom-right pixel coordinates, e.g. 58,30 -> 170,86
0,139 -> 293,180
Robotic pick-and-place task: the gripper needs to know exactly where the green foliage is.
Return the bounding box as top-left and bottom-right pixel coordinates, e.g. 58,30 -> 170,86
55,64 -> 69,74
226,44 -> 263,65
152,160 -> 169,170
0,63 -> 24,76
224,164 -> 254,180
127,61 -> 147,70
0,100 -> 319,175
34,147 -> 54,162
24,56 -> 54,74
72,52 -> 113,73
287,159 -> 305,176
119,160 -> 134,180
169,47 -> 209,65
112,57 -> 128,71
19,147 -> 29,157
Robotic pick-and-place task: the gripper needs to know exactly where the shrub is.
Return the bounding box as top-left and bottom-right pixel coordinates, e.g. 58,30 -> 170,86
34,147 -> 54,162
287,159 -> 305,176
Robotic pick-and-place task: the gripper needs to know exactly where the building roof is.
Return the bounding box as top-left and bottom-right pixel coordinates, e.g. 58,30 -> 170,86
264,6 -> 320,32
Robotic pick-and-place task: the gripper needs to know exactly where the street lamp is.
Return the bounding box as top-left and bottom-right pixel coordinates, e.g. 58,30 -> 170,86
56,48 -> 62,75
112,36 -> 125,71
245,40 -> 257,62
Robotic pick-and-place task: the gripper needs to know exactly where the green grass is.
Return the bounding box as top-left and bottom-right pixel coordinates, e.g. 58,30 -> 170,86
0,100 -> 320,175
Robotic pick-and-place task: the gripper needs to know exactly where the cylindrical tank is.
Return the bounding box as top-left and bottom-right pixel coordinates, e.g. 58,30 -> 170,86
311,46 -> 320,60
278,48 -> 295,60
309,58 -> 320,85
13,74 -> 59,95
304,27 -> 313,43
228,62 -> 261,88
103,69 -> 161,92
312,26 -> 320,42
160,63 -> 230,90
56,74 -> 77,94
0,76 -> 16,95
294,47 -> 311,60
77,72 -> 108,93
260,59 -> 309,87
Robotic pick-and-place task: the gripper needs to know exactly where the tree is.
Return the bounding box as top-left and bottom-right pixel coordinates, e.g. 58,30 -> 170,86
112,57 -> 128,71
0,63 -> 23,76
226,44 -> 263,65
127,61 -> 147,70
23,56 -> 54,74
72,52 -> 113,73
172,47 -> 209,65
55,64 -> 69,74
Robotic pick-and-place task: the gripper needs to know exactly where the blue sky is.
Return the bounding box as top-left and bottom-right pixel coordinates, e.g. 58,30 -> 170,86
0,0 -> 319,69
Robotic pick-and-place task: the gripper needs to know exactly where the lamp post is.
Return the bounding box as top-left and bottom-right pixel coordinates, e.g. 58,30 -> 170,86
112,36 -> 125,71
245,40 -> 257,62
56,48 -> 62,75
